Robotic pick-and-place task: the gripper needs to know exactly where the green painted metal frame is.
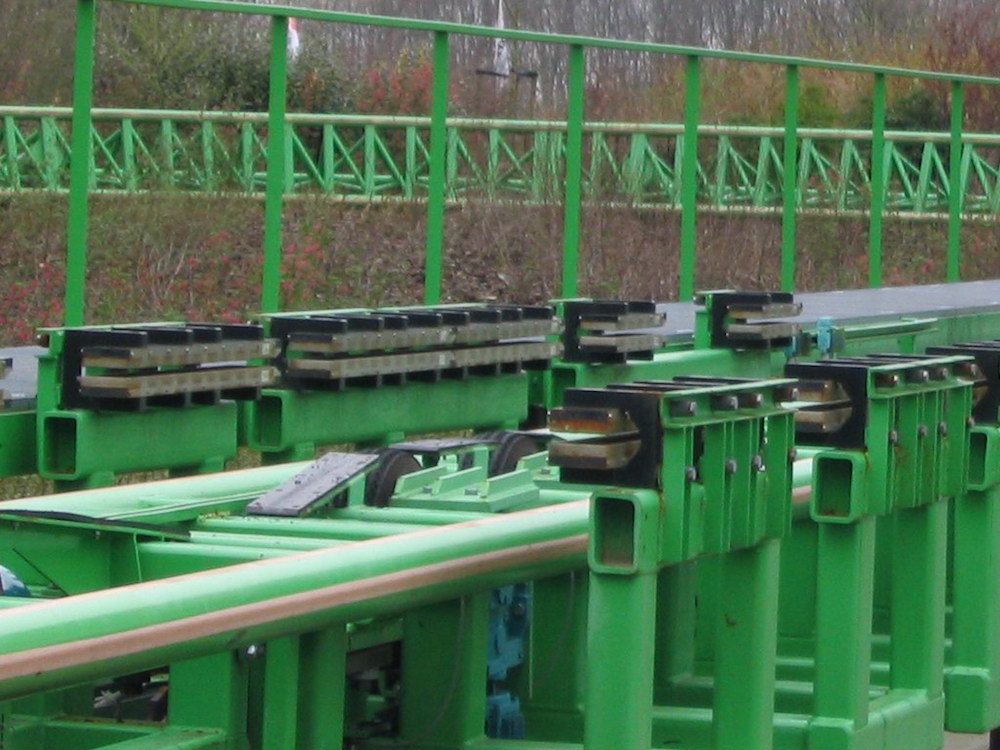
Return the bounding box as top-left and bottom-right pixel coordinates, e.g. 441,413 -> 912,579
54,0 -> 1000,324
4,302 -> 1000,748
10,107 -> 1000,221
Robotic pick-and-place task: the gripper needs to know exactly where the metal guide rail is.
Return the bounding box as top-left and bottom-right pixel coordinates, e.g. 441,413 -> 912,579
695,290 -> 803,350
51,323 -> 279,411
559,300 -> 666,363
268,303 -> 562,389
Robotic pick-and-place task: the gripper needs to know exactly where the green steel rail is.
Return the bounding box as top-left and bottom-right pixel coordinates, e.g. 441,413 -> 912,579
4,107 -> 1000,221
55,0 -> 1000,325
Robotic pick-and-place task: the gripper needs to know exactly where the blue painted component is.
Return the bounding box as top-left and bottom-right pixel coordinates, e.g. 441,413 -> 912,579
817,316 -> 835,356
486,583 -> 529,738
0,566 -> 30,597
486,692 -> 525,739
488,584 -> 530,681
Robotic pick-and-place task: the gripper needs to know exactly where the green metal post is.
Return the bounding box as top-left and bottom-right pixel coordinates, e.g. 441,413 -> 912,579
653,563 -> 696,701
562,44 -> 586,298
583,571 -> 657,750
781,65 -> 800,292
424,31 -> 450,305
169,651 -> 249,741
947,80 -> 965,282
400,595 -> 489,746
890,503 -> 946,695
712,540 -> 780,750
948,482 -> 1000,732
261,15 -> 289,313
679,56 -> 701,301
811,519 -> 877,744
64,0 -> 96,327
297,627 -> 347,749
869,73 -> 887,288
262,635 -> 299,749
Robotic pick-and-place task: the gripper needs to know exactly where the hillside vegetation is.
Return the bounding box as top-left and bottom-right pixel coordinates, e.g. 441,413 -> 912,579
1,0 -> 999,346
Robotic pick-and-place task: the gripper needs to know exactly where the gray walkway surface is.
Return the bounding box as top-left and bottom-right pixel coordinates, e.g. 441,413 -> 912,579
946,734 -> 988,750
657,279 -> 1000,337
0,345 -> 43,404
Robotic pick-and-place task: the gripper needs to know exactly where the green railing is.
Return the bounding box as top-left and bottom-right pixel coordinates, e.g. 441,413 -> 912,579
5,106 -> 1000,219
59,0 -> 1000,326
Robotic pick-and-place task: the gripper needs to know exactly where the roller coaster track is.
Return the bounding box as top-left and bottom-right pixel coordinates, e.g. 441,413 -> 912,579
3,106 -> 999,219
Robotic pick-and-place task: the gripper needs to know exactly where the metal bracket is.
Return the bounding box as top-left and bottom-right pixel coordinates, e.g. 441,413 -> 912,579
696,290 -> 802,350
560,300 -> 665,364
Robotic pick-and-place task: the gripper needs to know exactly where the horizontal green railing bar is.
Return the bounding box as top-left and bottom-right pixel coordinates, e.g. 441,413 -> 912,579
102,0 -> 1000,87
5,107 -> 1000,143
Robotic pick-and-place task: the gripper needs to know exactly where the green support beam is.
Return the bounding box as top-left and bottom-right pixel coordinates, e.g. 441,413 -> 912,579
64,0 -> 96,327
261,15 -> 289,314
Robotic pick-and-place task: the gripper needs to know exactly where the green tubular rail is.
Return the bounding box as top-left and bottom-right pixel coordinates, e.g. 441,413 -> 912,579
5,107 -> 1000,219
52,0 -> 1000,326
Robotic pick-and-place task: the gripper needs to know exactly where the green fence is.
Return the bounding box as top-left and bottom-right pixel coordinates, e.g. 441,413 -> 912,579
5,107 -> 1000,217
61,0 -> 1000,326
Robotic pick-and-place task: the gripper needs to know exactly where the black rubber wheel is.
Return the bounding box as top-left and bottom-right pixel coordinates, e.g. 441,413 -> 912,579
461,431 -> 541,476
364,449 -> 422,507
990,728 -> 1000,750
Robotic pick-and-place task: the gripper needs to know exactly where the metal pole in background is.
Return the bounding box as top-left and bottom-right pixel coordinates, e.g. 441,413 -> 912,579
868,73 -> 887,288
947,80 -> 965,283
424,31 -> 450,305
261,15 -> 289,313
562,44 -> 586,298
64,0 -> 97,327
679,55 -> 701,301
781,65 -> 800,292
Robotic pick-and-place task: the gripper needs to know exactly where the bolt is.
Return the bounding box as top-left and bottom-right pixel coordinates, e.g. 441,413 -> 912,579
968,416 -> 977,428
889,430 -> 899,446
725,459 -> 738,475
788,449 -> 798,462
242,644 -> 264,662
685,466 -> 698,482
752,455 -> 766,472
718,396 -> 739,411
918,424 -> 929,438
938,421 -> 948,437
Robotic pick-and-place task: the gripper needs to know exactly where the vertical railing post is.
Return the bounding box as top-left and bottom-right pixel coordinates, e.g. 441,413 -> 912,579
261,15 -> 289,314
868,73 -> 887,288
679,55 -> 701,301
64,0 -> 96,327
947,80 -> 965,282
781,65 -> 800,292
562,44 -> 586,298
424,30 -> 450,305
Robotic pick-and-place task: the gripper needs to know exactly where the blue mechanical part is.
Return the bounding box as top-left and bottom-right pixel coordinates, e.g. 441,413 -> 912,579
486,583 -> 530,738
488,583 -> 530,681
817,316 -> 835,356
486,692 -> 525,739
0,566 -> 30,597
